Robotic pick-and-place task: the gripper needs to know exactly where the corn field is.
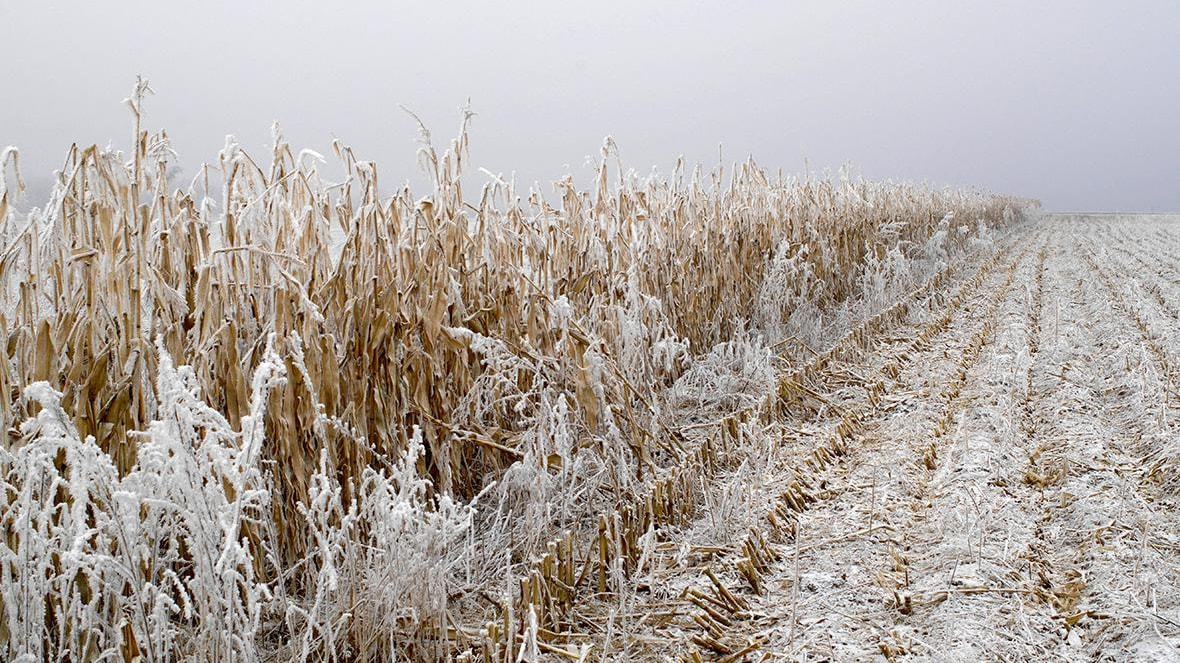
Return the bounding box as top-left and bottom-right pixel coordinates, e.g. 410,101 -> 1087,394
0,83 -> 1050,661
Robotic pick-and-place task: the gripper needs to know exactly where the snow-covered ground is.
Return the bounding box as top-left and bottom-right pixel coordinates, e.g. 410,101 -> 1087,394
574,214 -> 1180,661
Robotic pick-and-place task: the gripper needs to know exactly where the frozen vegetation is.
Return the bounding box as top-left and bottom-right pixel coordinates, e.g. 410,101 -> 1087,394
26,84 -> 1180,662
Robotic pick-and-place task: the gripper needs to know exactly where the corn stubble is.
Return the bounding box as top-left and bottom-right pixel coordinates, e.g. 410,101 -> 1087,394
0,84 -> 1036,661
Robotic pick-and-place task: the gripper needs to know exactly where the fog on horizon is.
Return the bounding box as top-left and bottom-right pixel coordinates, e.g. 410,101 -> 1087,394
3,1 -> 1178,212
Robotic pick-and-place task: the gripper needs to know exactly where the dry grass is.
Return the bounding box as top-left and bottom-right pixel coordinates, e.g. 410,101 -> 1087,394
0,81 -> 1036,661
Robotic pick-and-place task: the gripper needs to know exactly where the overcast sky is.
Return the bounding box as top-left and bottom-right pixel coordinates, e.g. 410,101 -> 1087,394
3,1 -> 1178,211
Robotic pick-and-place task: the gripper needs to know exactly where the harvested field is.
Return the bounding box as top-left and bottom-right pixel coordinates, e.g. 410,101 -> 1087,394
587,214 -> 1180,661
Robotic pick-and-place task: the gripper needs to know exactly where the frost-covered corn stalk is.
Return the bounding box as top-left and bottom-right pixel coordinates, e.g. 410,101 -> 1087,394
0,340 -> 280,662
0,79 -> 1038,660
1,340 -> 482,662
281,427 -> 480,663
668,326 -> 776,423
0,146 -> 25,221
